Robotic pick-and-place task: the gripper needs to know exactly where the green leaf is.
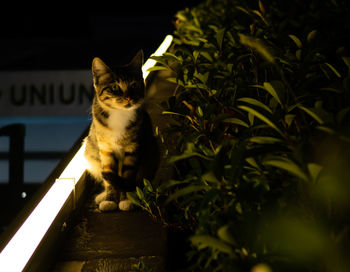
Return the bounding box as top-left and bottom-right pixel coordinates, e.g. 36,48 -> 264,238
149,55 -> 170,67
200,51 -> 213,62
163,52 -> 182,63
264,157 -> 309,182
136,187 -> 144,200
238,33 -> 275,63
194,71 -> 209,84
248,112 -> 255,125
297,105 -> 324,124
252,10 -> 268,25
226,31 -> 237,46
127,192 -> 142,207
238,105 -> 284,136
143,179 -> 153,192
307,30 -> 317,42
165,185 -> 208,204
222,117 -> 249,128
284,114 -> 296,127
324,62 -> 341,78
197,106 -> 204,117
193,50 -> 200,62
183,24 -> 203,34
342,56 -> 350,69
288,34 -> 302,48
217,225 -> 237,246
237,97 -> 272,114
235,202 -> 243,214
249,136 -> 284,144
263,82 -> 283,106
202,172 -> 220,184
246,157 -> 260,169
190,235 -> 236,258
162,111 -> 186,117
199,144 -> 215,157
166,77 -> 184,86
209,89 -> 217,96
296,49 -> 302,61
258,0 -> 266,15
216,28 -> 225,50
147,66 -> 168,72
168,142 -> 211,163
236,6 -> 250,15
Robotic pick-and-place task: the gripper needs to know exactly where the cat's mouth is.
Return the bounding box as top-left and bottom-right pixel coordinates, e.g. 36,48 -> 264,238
123,98 -> 136,108
124,96 -> 144,107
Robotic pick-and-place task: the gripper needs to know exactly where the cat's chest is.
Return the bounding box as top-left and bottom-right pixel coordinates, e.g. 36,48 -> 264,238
107,108 -> 137,140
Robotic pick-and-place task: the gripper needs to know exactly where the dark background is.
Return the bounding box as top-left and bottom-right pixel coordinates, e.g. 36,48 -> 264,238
0,1 -> 201,70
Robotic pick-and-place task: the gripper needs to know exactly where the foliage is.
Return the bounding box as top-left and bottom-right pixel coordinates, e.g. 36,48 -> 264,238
129,0 -> 350,271
130,261 -> 153,272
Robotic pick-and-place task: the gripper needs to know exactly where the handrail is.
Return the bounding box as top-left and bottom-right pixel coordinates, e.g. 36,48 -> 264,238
0,124 -> 25,192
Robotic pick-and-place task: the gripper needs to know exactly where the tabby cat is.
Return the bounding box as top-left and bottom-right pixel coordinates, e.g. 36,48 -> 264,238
84,50 -> 159,212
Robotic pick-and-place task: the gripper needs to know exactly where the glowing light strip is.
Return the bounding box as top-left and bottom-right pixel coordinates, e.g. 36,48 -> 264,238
0,142 -> 87,272
0,35 -> 173,272
59,142 -> 88,180
0,179 -> 75,272
142,35 -> 173,79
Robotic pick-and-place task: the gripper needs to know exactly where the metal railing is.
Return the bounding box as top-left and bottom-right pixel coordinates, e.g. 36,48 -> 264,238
0,124 -> 25,195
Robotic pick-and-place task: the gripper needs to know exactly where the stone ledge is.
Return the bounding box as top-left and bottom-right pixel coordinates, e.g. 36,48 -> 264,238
52,210 -> 166,272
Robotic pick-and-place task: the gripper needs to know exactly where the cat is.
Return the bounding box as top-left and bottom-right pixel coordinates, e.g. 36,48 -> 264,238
84,50 -> 159,212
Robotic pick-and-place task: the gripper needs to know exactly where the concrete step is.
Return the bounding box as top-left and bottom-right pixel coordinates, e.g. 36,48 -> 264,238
53,209 -> 166,272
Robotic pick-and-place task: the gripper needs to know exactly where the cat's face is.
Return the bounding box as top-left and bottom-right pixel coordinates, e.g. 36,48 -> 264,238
92,50 -> 145,110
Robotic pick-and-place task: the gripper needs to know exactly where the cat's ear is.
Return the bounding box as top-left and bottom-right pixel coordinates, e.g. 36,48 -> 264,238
92,57 -> 112,84
129,50 -> 144,69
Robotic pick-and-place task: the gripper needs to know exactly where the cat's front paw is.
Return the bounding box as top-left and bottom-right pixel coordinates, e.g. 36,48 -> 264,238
95,188 -> 118,212
99,200 -> 118,211
119,199 -> 133,211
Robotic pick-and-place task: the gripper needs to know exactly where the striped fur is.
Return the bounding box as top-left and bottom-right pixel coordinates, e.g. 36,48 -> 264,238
84,50 -> 159,211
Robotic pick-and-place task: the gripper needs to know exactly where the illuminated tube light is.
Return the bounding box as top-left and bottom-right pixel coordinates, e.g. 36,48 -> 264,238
0,142 -> 87,272
142,35 -> 173,79
0,179 -> 75,272
0,34 -> 173,272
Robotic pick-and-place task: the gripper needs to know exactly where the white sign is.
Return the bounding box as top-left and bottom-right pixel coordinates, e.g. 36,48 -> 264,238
0,70 -> 94,117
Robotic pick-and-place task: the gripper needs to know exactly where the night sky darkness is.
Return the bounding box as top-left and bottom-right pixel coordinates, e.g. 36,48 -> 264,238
0,2 -> 201,70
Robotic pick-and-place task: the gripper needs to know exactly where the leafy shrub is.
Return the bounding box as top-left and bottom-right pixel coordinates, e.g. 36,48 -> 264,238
129,0 -> 350,271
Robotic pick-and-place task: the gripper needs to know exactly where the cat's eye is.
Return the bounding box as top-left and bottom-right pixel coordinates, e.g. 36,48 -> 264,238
100,86 -> 111,95
112,86 -> 123,96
